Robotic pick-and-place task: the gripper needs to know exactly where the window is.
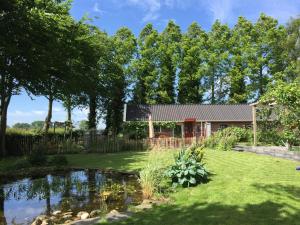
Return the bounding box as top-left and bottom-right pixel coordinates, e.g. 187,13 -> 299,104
220,124 -> 228,130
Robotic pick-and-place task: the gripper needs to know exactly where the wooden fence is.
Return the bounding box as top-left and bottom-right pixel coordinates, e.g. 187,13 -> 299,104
147,137 -> 204,149
6,135 -> 83,156
85,134 -> 148,153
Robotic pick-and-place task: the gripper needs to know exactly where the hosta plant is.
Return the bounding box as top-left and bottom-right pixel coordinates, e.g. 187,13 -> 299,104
166,148 -> 209,188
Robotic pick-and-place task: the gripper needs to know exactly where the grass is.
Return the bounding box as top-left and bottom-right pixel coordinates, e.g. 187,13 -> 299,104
1,150 -> 300,224
66,152 -> 149,172
93,150 -> 300,225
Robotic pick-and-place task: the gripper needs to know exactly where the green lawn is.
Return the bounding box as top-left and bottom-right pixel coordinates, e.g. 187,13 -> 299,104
76,150 -> 300,225
2,150 -> 300,225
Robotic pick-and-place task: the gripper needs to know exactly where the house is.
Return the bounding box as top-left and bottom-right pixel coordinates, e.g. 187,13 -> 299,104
123,104 -> 253,139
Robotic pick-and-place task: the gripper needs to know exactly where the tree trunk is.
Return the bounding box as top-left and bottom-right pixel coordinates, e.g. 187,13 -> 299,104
259,66 -> 263,97
43,95 -> 53,134
67,105 -> 72,122
0,186 -> 7,225
88,95 -> 97,130
211,69 -> 215,104
0,94 -> 11,157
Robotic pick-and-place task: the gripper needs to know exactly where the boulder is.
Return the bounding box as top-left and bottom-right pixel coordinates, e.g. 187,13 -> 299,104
52,210 -> 62,216
41,219 -> 53,225
105,210 -> 130,222
76,212 -> 87,217
80,213 -> 90,220
62,214 -> 73,220
63,217 -> 101,225
89,210 -> 101,218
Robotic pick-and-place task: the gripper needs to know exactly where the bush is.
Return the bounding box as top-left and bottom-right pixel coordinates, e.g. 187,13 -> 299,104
166,146 -> 209,188
10,158 -> 31,170
59,140 -> 84,154
49,155 -> 68,166
204,127 -> 252,151
27,149 -> 48,166
139,150 -> 174,198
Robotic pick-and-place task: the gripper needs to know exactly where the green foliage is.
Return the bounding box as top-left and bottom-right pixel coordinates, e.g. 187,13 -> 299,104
139,150 -> 174,198
79,120 -> 89,131
166,146 -> 209,187
58,139 -> 84,154
178,22 -> 207,103
11,158 -> 31,170
262,80 -> 300,146
204,127 -> 252,150
27,149 -> 48,166
123,121 -> 177,139
48,155 -> 68,166
12,123 -> 31,129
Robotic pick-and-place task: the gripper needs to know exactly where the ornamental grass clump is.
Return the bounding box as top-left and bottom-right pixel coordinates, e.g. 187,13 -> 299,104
166,145 -> 209,188
139,150 -> 174,199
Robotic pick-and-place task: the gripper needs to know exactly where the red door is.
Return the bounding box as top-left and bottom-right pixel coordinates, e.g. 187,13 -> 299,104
184,122 -> 194,138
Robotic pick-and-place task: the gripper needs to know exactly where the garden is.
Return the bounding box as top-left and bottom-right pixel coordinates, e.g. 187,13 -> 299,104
1,127 -> 300,225
1,1 -> 300,225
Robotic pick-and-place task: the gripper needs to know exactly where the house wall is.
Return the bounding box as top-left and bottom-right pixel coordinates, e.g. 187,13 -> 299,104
210,121 -> 252,134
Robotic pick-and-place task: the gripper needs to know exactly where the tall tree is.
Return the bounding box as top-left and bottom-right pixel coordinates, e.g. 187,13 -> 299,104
205,20 -> 231,103
228,17 -> 254,103
105,27 -> 136,135
178,22 -> 207,103
157,21 -> 181,103
249,14 -> 287,100
132,24 -> 160,104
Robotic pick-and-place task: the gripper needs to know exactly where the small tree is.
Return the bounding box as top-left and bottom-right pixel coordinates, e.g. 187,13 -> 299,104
262,80 -> 300,147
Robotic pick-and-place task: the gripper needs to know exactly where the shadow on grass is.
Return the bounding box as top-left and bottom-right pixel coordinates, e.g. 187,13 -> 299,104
100,200 -> 300,225
253,183 -> 300,201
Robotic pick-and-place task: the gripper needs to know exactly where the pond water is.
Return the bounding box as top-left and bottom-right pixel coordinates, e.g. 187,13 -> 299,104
0,169 -> 142,225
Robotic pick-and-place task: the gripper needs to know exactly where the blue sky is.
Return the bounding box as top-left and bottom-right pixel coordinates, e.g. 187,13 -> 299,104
8,0 -> 300,127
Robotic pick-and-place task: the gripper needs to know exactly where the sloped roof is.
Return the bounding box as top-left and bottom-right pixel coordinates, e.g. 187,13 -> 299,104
125,104 -> 253,122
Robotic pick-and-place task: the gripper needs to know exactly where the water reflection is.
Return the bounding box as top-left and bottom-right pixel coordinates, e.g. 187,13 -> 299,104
0,169 -> 142,225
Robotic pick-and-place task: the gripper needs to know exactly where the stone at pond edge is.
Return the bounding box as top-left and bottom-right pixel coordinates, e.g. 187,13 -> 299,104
62,214 -> 73,220
52,210 -> 62,216
31,215 -> 49,225
81,213 -> 90,220
63,217 -> 101,225
90,210 -> 101,218
105,210 -> 131,222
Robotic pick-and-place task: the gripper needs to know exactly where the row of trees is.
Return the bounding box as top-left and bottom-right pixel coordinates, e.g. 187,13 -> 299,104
0,0 -> 299,156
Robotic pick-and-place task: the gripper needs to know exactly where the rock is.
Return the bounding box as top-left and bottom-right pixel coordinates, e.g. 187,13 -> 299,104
105,210 -> 131,222
63,212 -> 73,216
41,219 -> 53,225
76,211 -> 88,218
31,219 -> 42,225
64,220 -> 73,224
52,210 -> 62,216
63,217 -> 101,225
62,214 -> 73,220
89,210 -> 101,218
31,215 -> 48,225
135,203 -> 152,210
80,213 -> 90,220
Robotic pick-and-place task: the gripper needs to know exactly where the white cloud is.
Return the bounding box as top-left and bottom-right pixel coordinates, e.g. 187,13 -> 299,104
32,110 -> 46,116
201,0 -> 234,23
122,0 -> 192,22
93,1 -> 105,15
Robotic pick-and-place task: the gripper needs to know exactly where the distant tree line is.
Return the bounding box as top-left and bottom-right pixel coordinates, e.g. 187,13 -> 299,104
0,0 -> 299,156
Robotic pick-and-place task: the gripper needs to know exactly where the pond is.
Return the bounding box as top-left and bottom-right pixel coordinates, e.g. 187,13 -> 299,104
0,169 -> 142,225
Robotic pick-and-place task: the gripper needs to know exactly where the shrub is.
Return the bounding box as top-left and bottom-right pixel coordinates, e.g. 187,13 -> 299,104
49,155 -> 68,166
166,147 -> 209,188
139,150 -> 174,198
11,158 -> 31,170
204,127 -> 252,150
27,149 -> 48,166
58,139 -> 84,154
